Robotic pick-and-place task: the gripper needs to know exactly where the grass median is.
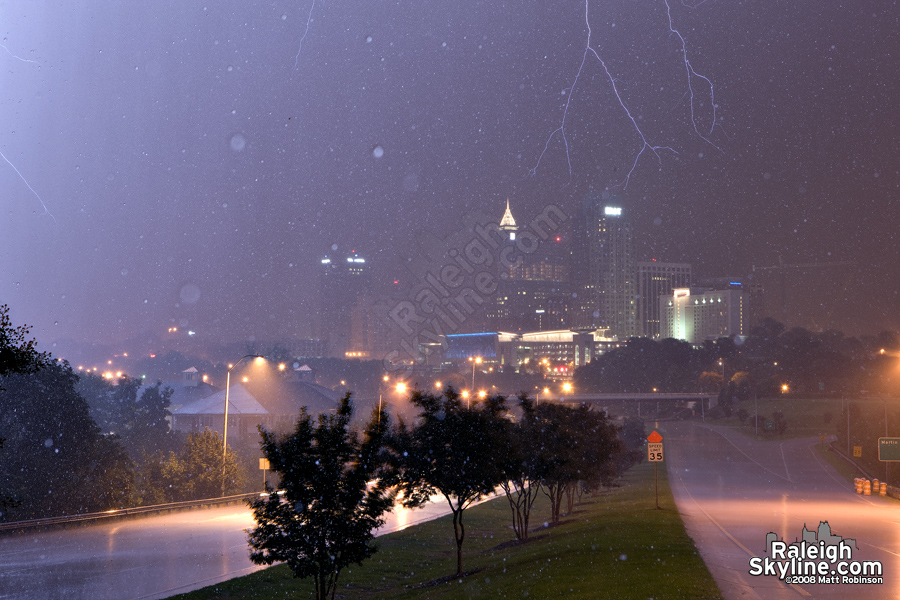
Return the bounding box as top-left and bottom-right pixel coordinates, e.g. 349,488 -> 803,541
169,461 -> 721,600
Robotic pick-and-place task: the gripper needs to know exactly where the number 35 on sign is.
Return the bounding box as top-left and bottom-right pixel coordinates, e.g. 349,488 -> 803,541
647,442 -> 664,462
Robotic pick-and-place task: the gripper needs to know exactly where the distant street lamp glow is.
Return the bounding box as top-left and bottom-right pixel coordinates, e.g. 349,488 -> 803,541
395,382 -> 407,394
469,356 -> 483,390
223,354 -> 264,496
562,382 -> 572,393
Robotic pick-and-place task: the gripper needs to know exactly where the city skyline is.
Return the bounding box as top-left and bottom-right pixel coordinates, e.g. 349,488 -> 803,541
2,0 -> 896,353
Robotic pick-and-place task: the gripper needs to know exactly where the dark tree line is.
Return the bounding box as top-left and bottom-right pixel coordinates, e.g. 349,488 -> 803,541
575,318 -> 900,398
0,306 -> 253,521
0,361 -> 135,520
247,388 -> 634,595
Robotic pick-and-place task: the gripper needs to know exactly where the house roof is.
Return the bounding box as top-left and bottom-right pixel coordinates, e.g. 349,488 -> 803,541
172,382 -> 268,416
171,378 -> 342,417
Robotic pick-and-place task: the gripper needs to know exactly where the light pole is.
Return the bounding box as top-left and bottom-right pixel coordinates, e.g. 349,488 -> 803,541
223,354 -> 264,496
469,356 -> 482,391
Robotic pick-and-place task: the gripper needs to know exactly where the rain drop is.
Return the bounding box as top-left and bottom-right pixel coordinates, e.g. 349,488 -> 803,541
180,283 -> 201,304
230,134 -> 246,152
366,35 -> 373,43
372,145 -> 384,158
44,438 -> 53,448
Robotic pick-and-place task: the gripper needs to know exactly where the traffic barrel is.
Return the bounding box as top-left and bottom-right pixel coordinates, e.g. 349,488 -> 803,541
864,480 -> 872,495
855,478 -> 863,494
880,482 -> 888,496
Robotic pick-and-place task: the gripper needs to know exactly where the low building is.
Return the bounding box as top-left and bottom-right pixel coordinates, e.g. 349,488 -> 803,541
660,285 -> 746,344
171,365 -> 342,444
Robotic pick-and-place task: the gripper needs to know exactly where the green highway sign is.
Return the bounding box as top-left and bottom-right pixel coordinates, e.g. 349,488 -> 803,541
878,437 -> 900,462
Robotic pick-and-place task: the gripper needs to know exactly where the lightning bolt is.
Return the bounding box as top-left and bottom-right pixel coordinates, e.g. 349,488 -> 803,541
532,0 -> 720,188
294,0 -> 317,70
664,0 -> 720,148
0,43 -> 38,64
1,149 -> 55,223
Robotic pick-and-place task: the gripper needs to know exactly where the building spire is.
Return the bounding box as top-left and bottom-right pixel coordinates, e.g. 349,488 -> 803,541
499,198 -> 518,240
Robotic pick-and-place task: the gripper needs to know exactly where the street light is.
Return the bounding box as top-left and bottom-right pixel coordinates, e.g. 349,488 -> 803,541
469,356 -> 482,390
462,390 -> 470,408
562,382 -> 572,394
223,354 -> 265,496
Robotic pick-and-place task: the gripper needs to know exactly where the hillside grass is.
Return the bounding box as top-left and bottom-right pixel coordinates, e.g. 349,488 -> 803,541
712,396 -> 844,439
168,461 -> 722,600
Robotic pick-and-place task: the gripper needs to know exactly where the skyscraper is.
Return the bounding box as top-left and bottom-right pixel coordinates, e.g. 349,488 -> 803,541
572,192 -> 636,339
318,251 -> 371,357
637,260 -> 692,338
487,201 -> 573,332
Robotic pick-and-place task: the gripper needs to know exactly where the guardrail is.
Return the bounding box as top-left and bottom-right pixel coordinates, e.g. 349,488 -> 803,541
0,492 -> 259,534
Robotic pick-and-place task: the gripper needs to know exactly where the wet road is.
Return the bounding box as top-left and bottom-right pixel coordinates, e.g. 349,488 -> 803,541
663,421 -> 900,599
0,496 -> 458,600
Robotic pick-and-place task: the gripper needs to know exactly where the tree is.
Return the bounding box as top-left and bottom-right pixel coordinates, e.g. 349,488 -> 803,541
0,304 -> 51,384
393,388 -> 509,576
129,382 -> 175,456
246,394 -> 394,600
495,394 -> 543,541
0,360 -> 134,521
182,429 -> 245,499
0,306 -> 53,512
528,402 -> 624,525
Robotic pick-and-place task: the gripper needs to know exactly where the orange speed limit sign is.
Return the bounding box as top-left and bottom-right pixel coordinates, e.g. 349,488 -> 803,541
648,442 -> 664,462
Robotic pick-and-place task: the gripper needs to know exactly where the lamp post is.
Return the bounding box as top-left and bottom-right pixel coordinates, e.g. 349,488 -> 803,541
222,354 -> 264,496
469,356 -> 482,391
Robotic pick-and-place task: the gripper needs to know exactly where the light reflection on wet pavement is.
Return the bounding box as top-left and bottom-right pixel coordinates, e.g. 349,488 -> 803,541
0,496 -> 457,600
664,421 -> 900,600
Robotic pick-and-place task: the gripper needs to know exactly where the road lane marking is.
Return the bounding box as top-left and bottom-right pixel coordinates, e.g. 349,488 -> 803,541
670,426 -> 812,598
779,442 -> 793,483
804,441 -> 882,506
695,424 -> 792,483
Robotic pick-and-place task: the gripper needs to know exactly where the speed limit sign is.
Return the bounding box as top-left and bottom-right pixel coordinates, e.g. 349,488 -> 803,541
647,442 -> 664,462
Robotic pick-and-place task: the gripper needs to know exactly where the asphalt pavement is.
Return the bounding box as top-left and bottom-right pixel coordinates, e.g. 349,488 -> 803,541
662,420 -> 900,599
0,495 -> 456,600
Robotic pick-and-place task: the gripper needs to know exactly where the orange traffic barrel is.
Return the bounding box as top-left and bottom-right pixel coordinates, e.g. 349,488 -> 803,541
855,478 -> 863,494
864,479 -> 872,495
881,482 -> 888,496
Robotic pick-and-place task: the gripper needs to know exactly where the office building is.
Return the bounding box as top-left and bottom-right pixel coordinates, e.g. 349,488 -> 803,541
572,192 -> 637,338
637,260 -> 692,338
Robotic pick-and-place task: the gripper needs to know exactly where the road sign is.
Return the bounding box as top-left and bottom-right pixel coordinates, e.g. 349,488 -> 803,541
648,442 -> 664,462
853,446 -> 862,458
259,458 -> 271,470
878,438 -> 900,462
647,430 -> 663,443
